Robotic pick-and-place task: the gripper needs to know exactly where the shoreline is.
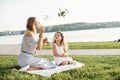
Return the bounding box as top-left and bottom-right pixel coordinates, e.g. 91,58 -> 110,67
0,45 -> 120,56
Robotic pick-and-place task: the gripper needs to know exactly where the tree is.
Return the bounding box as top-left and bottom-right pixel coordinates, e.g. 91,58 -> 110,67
57,8 -> 69,42
58,9 -> 69,18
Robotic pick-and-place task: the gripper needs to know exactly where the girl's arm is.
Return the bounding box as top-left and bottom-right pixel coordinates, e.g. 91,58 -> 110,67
62,42 -> 69,57
63,42 -> 68,53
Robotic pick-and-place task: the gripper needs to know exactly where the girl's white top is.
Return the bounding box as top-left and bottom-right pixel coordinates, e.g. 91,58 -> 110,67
54,43 -> 65,55
53,43 -> 72,65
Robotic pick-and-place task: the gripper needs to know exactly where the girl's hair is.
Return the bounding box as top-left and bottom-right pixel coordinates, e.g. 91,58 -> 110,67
53,31 -> 64,45
26,17 -> 36,31
52,31 -> 68,50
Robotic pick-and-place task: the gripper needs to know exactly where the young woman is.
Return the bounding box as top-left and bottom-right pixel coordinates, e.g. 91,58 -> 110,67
52,32 -> 74,66
18,17 -> 55,71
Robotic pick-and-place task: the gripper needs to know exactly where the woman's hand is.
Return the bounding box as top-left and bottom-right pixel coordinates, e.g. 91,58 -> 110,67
39,26 -> 45,36
43,37 -> 48,44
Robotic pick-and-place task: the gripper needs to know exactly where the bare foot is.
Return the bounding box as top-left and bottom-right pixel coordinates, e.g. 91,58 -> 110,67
27,67 -> 43,71
59,61 -> 68,66
68,61 -> 74,64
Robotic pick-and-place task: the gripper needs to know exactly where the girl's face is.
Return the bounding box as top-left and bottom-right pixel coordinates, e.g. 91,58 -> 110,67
54,33 -> 62,41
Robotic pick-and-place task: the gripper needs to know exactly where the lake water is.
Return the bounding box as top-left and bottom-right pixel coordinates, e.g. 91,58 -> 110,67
0,27 -> 120,45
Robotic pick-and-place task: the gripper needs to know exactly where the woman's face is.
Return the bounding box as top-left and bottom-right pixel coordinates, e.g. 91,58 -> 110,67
54,33 -> 62,41
35,20 -> 40,29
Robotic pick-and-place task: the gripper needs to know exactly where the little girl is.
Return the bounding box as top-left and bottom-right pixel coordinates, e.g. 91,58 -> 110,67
52,32 -> 73,66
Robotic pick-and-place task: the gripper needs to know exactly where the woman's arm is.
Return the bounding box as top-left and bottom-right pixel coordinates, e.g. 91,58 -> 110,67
24,30 -> 33,37
36,36 -> 43,50
36,27 -> 45,50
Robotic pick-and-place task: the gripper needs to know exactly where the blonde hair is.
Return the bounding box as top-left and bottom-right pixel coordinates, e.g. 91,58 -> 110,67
52,31 -> 68,50
53,31 -> 64,45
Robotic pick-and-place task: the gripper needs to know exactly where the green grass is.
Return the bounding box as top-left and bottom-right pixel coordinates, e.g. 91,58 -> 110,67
42,42 -> 120,49
0,56 -> 120,80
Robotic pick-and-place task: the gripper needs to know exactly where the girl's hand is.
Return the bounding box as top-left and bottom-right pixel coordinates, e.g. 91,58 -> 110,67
62,54 -> 68,57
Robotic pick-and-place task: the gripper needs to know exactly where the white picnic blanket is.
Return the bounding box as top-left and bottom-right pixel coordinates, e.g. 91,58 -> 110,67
26,61 -> 84,77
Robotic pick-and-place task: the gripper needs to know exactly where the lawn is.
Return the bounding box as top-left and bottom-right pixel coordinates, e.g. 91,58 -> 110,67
42,42 -> 120,49
0,56 -> 120,80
